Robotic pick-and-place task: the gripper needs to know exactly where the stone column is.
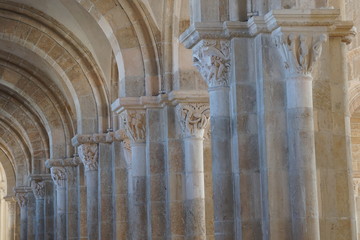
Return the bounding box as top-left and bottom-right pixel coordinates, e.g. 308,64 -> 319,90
46,157 -> 81,240
31,178 -> 46,240
273,31 -> 327,240
77,143 -> 99,240
15,189 -> 29,240
354,178 -> 360,240
192,39 -> 235,239
4,196 -> 16,240
121,110 -> 148,239
50,167 -> 67,240
177,103 -> 210,239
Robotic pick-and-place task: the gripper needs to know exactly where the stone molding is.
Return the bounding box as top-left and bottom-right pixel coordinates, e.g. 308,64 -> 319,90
3,195 -> 16,203
121,110 -> 146,143
50,167 -> 67,188
177,103 -> 210,138
78,143 -> 98,171
193,39 -> 231,88
111,90 -> 209,112
72,131 -> 124,147
45,158 -> 81,168
180,9 -> 355,49
273,32 -> 327,77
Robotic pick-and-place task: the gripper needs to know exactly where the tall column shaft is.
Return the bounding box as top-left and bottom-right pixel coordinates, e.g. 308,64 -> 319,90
35,199 -> 45,240
5,199 -> 16,240
286,75 -> 320,239
184,137 -> 206,239
177,102 -> 210,239
130,142 -> 147,239
31,177 -> 48,240
191,39 -> 235,239
50,167 -> 67,240
15,191 -> 29,240
86,169 -> 98,239
209,87 -> 234,238
20,205 -> 28,240
273,31 -> 328,240
78,143 -> 99,240
118,109 -> 147,239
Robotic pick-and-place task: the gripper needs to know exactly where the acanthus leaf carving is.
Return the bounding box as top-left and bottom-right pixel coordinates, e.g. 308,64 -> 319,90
78,143 -> 98,171
273,32 -> 327,77
31,180 -> 46,199
50,167 -> 67,188
121,110 -> 146,143
193,39 -> 231,88
177,103 -> 210,138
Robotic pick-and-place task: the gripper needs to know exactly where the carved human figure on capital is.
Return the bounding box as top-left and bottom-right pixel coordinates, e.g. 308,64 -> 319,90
121,110 -> 146,142
78,144 -> 98,171
177,103 -> 210,138
193,40 -> 231,88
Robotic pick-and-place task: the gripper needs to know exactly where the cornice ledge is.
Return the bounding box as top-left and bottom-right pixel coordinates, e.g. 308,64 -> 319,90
329,21 -> 356,44
13,186 -> 32,193
111,95 -> 168,114
168,90 -> 209,105
28,174 -> 52,182
262,9 -> 356,43
45,158 -> 81,168
180,22 -> 250,49
112,91 -> 209,112
265,9 -> 340,31
248,9 -> 350,36
72,132 -> 122,146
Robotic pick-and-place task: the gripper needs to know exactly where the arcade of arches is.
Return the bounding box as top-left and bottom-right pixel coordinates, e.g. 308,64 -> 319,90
1,0 -> 360,239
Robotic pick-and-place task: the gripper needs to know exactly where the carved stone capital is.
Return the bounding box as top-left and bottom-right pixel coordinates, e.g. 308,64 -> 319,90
78,143 -> 98,171
50,167 -> 67,188
193,39 -> 231,88
177,103 -> 210,138
31,180 -> 46,199
273,31 -> 327,77
121,110 -> 146,143
354,178 -> 360,197
15,192 -> 28,208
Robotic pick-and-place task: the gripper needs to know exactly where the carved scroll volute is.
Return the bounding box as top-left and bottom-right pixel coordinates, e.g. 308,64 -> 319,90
15,192 -> 28,208
121,110 -> 146,143
193,39 -> 231,88
273,32 -> 327,77
51,167 -> 67,188
177,103 -> 210,138
78,143 -> 98,171
31,180 -> 46,199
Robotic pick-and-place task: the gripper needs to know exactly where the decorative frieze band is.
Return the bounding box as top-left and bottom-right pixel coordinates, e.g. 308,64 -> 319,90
50,167 -> 67,188
177,103 -> 210,138
78,143 -> 98,171
193,39 -> 231,88
273,31 -> 327,77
